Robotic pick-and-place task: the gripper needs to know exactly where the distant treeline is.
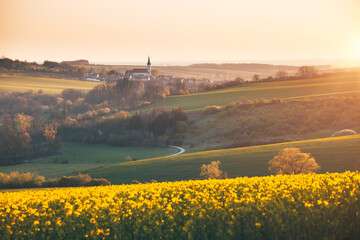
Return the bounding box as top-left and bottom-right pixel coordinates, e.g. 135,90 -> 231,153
61,107 -> 189,147
0,57 -> 90,78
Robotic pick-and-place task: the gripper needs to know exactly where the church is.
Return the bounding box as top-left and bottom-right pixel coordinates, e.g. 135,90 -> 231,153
125,57 -> 151,80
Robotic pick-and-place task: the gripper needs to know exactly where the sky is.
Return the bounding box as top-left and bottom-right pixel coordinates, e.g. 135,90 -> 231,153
1,0 -> 360,66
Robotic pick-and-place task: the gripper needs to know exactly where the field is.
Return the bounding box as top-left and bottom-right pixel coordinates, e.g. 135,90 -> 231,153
136,73 -> 360,112
0,142 -> 177,178
1,172 -> 359,239
0,74 -> 99,93
85,135 -> 360,184
75,63 -> 331,81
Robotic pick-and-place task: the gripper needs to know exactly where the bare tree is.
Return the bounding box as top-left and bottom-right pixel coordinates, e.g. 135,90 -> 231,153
297,66 -> 318,79
275,70 -> 288,80
252,74 -> 260,82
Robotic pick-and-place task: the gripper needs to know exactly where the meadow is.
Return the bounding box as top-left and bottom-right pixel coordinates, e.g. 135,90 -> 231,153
0,74 -> 99,93
85,135 -> 360,184
1,172 -> 359,239
0,142 -> 177,178
136,73 -> 360,112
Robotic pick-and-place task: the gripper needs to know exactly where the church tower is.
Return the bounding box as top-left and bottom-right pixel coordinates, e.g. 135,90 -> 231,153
147,56 -> 151,73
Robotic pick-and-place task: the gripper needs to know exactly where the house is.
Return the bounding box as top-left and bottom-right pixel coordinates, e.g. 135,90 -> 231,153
125,57 -> 151,80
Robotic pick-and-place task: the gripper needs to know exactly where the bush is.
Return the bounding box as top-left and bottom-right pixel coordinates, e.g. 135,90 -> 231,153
331,129 -> 357,137
115,111 -> 130,119
87,178 -> 111,186
125,156 -> 134,162
0,172 -> 45,189
0,172 -> 111,189
200,161 -> 228,179
269,148 -> 320,175
203,105 -> 222,115
57,173 -> 91,187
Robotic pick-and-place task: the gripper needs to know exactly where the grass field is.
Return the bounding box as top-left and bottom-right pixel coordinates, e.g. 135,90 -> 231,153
0,74 -> 99,93
85,135 -> 360,184
136,74 -> 360,112
0,142 -> 177,178
38,142 -> 178,164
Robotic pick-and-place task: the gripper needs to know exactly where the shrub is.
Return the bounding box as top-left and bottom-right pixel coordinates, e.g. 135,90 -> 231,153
125,155 -> 134,162
87,178 -> 111,186
57,173 -> 92,187
0,172 -> 45,189
269,148 -> 320,175
200,161 -> 228,179
0,172 -> 111,189
115,111 -> 130,119
331,129 -> 357,137
203,105 -> 222,115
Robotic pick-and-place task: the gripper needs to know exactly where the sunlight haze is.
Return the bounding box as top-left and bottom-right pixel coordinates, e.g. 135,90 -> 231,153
1,0 -> 360,66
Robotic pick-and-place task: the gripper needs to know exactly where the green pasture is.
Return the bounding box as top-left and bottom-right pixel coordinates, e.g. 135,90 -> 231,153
136,74 -> 360,112
39,142 -> 178,164
0,74 -> 99,93
85,134 -> 360,184
0,142 -> 177,178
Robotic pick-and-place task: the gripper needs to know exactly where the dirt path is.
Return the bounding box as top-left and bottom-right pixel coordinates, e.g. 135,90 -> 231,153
168,145 -> 185,156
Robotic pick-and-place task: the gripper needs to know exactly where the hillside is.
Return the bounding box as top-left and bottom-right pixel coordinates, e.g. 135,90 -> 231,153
135,73 -> 360,113
183,95 -> 360,149
85,135 -> 360,184
0,74 -> 99,93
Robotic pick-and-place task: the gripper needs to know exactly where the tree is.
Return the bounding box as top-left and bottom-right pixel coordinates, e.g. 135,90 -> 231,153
252,74 -> 260,82
151,69 -> 159,77
297,66 -> 318,79
14,114 -> 33,160
275,70 -> 288,79
269,148 -> 320,175
44,124 -> 58,154
200,161 -> 228,179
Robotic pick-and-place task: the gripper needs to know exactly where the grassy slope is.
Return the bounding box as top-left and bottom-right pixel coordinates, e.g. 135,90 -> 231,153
135,74 -> 360,112
0,142 -> 177,178
0,74 -> 99,93
85,135 -> 360,184
39,142 -> 178,164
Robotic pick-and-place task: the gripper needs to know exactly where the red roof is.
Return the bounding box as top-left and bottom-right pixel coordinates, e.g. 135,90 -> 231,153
131,69 -> 148,73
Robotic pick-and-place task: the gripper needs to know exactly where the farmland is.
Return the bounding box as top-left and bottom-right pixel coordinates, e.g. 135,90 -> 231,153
0,74 -> 99,93
85,135 -> 360,184
136,73 -> 360,112
0,142 -> 177,178
1,171 -> 359,239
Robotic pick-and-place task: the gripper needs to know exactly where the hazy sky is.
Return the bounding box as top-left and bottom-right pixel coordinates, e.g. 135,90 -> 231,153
1,0 -> 360,65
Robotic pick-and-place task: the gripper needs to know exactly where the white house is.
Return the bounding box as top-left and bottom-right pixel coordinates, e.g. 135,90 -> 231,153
125,57 -> 151,80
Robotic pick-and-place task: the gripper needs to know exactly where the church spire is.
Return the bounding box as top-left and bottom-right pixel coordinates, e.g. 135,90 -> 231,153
147,56 -> 151,73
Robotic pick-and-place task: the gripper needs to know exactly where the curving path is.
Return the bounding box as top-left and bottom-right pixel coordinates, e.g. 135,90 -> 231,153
168,145 -> 185,156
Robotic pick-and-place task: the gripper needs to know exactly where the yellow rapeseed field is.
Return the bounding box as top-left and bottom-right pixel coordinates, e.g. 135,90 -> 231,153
1,172 -> 360,239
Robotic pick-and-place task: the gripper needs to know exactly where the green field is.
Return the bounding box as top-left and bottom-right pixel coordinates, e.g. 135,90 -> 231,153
0,74 -> 99,93
85,135 -> 360,184
136,74 -> 360,112
0,142 -> 177,178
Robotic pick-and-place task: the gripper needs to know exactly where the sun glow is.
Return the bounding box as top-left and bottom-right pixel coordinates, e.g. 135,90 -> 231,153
356,42 -> 360,58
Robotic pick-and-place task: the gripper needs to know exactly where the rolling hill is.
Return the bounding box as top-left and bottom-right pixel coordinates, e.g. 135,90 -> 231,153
85,134 -> 360,184
135,73 -> 360,113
